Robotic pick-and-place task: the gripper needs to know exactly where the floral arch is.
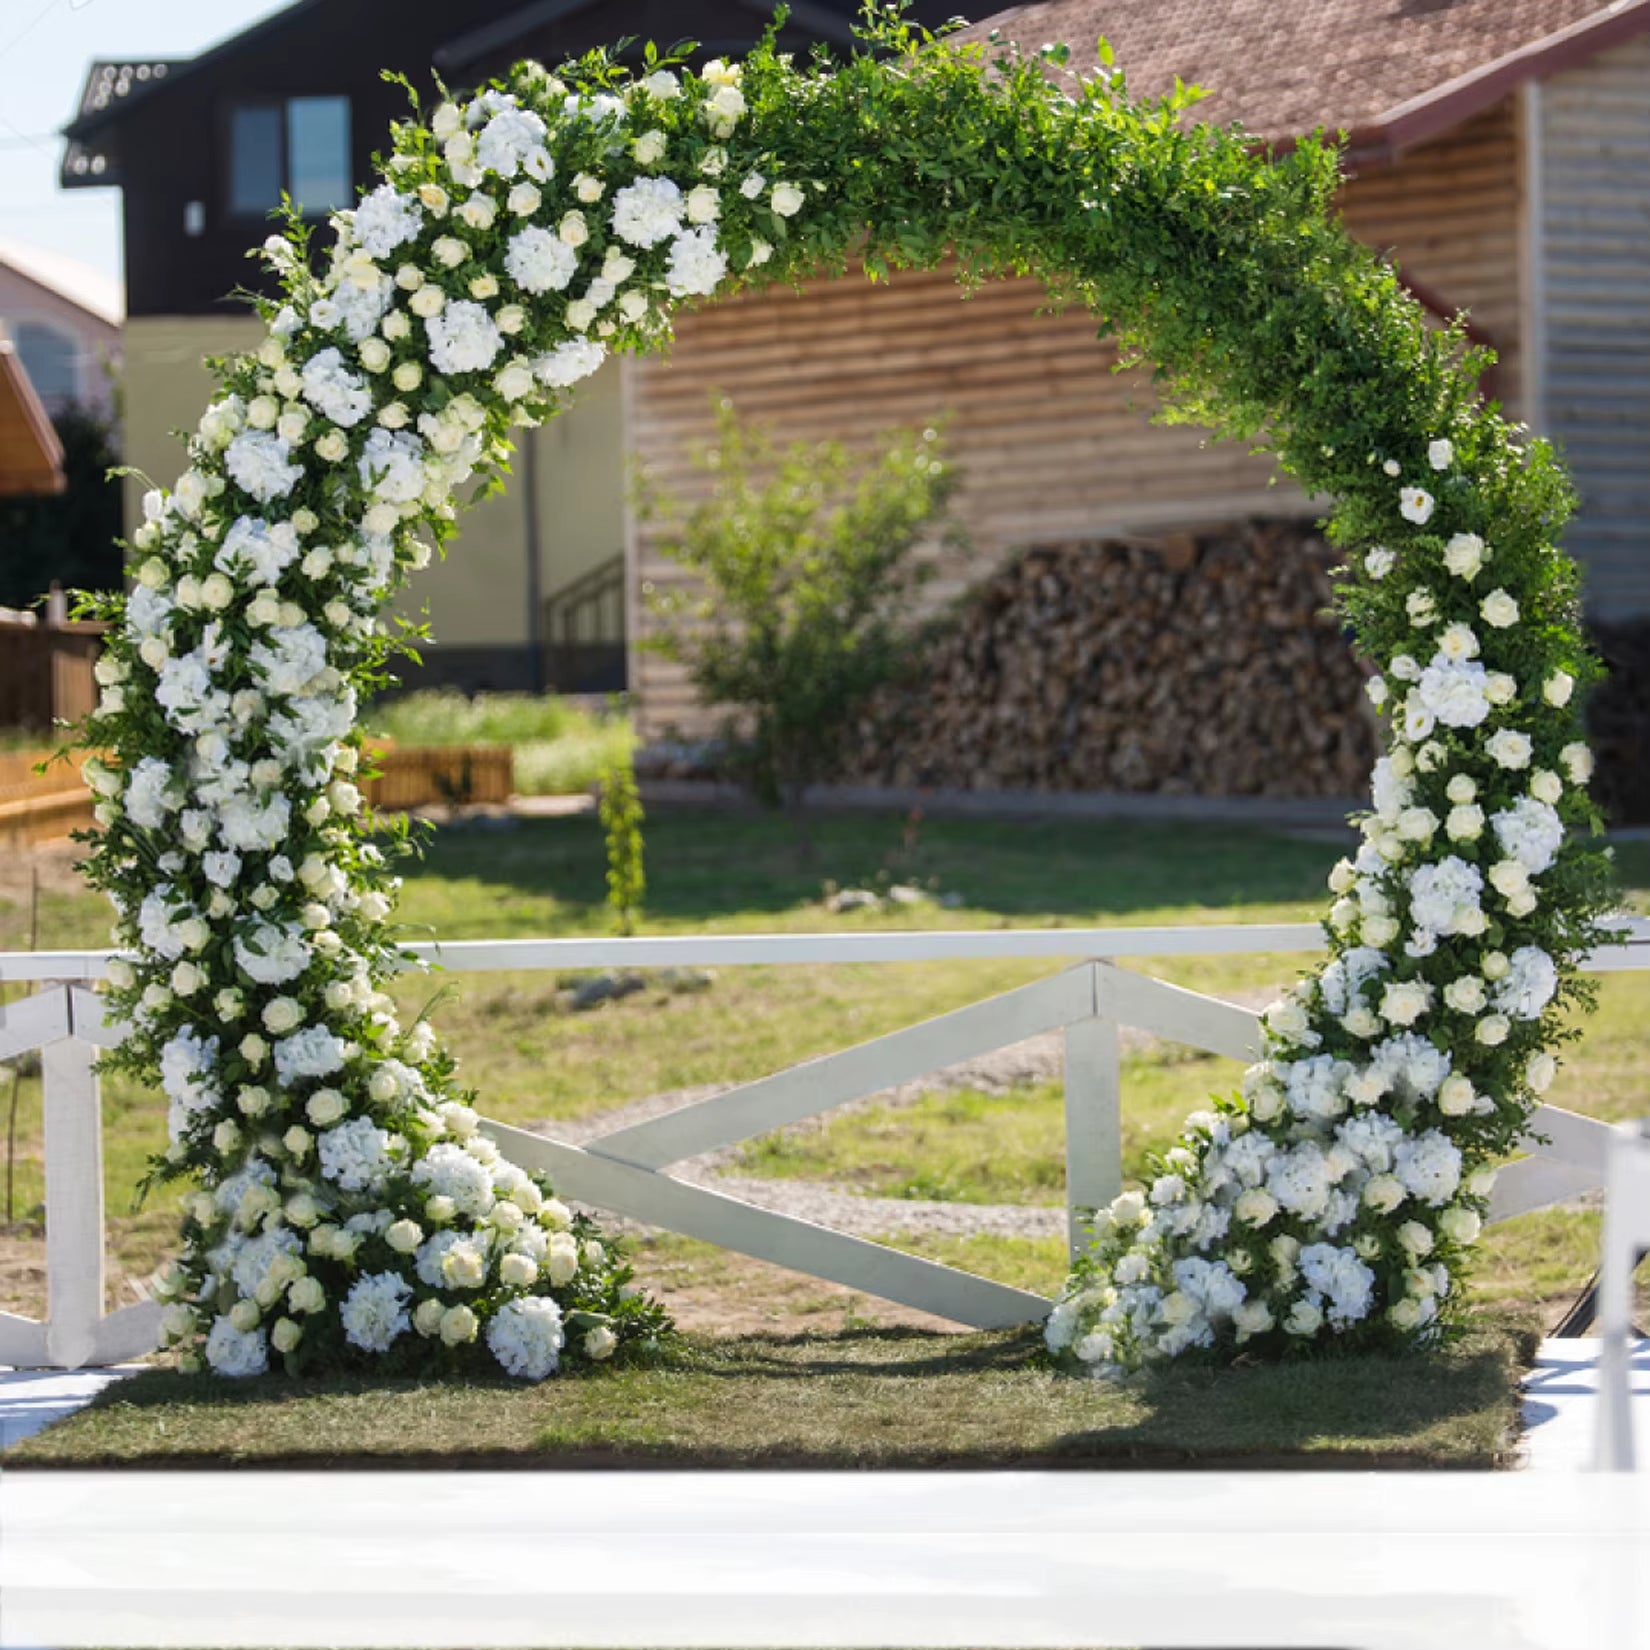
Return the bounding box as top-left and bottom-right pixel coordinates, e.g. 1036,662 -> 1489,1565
79,9 -> 1611,1380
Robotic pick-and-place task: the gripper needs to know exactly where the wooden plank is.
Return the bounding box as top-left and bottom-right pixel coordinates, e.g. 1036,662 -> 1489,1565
0,1312 -> 49,1370
1092,963 -> 1263,1063
41,1036 -> 104,1370
91,1301 -> 163,1366
1486,1156 -> 1600,1225
481,1119 -> 1051,1328
68,986 -> 122,1049
1063,1006 -> 1122,1259
590,966 -> 1099,1170
0,987 -> 70,1062
1514,1103 -> 1619,1175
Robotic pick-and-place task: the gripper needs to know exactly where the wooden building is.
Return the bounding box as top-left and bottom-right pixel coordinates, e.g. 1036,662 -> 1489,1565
628,0 -> 1650,765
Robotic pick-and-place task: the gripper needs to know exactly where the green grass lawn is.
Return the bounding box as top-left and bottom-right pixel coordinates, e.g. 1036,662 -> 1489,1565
0,811 -> 1645,1467
362,689 -> 633,795
8,1320 -> 1528,1470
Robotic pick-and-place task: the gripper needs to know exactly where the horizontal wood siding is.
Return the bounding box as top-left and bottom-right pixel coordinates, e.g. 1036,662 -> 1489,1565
630,99 -> 1527,740
1338,97 -> 1524,416
1535,34 -> 1650,617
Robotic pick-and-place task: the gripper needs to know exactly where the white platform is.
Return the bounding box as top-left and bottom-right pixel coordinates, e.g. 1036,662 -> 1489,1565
0,1364 -> 143,1450
1522,1336 -> 1650,1470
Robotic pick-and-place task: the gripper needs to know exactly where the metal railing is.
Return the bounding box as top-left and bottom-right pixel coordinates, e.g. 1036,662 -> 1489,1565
1,916 -> 1646,1368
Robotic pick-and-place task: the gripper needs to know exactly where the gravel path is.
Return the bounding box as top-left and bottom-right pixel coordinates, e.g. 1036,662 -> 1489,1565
536,984 -> 1281,1241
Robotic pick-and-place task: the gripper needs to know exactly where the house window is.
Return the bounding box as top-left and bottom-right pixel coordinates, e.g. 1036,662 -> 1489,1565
228,95 -> 351,217
12,319 -> 80,408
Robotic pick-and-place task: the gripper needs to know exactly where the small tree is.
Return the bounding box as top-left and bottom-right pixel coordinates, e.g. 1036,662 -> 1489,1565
598,754 -> 646,936
642,402 -> 959,829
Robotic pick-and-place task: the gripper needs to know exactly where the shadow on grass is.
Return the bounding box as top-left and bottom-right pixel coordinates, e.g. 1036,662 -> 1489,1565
19,1322 -> 1526,1472
399,812 -> 1341,930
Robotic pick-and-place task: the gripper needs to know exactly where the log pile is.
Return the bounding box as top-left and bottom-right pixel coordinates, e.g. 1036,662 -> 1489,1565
841,520 -> 1380,798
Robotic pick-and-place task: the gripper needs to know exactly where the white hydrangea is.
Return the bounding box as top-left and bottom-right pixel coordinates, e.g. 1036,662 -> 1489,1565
410,1141 -> 496,1216
228,1226 -> 305,1300
486,1294 -> 564,1380
1283,1054 -> 1353,1120
225,431 -> 304,502
216,516 -> 302,585
124,757 -> 177,829
204,1315 -> 269,1378
300,347 -> 374,428
317,1116 -> 397,1191
1266,1143 -> 1334,1219
233,920 -> 311,985
219,793 -> 292,853
426,299 -> 505,375
1407,857 -> 1484,937
1336,1112 -> 1407,1173
476,107 -> 549,176
248,625 -> 328,697
358,427 -> 428,503
159,1027 -> 222,1141
664,226 -> 727,296
1496,946 -> 1559,1020
341,1271 -> 413,1353
1318,946 -> 1387,1016
504,225 -> 578,294
535,338 -> 606,388
1492,796 -> 1564,875
1299,1243 -> 1375,1325
275,1026 -> 349,1086
1394,1131 -> 1463,1206
1369,1033 -> 1452,1100
610,176 -> 684,247
351,185 -> 424,258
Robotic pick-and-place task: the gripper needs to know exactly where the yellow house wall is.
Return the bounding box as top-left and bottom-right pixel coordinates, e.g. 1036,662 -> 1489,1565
120,316 -> 626,659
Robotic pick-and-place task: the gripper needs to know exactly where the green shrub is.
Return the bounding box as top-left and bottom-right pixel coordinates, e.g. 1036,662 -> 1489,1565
598,755 -> 646,935
641,401 -> 960,816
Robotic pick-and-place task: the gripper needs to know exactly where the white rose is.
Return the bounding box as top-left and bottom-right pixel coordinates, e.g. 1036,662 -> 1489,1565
1437,1075 -> 1476,1116
1442,532 -> 1485,579
262,996 -> 303,1034
565,299 -> 597,332
1445,803 -> 1484,842
499,1252 -> 538,1288
1480,588 -> 1520,629
1439,1207 -> 1481,1244
1364,1174 -> 1405,1213
1475,1014 -> 1511,1046
359,337 -> 392,372
770,181 -> 805,217
229,1299 -> 261,1333
1543,671 -> 1575,707
459,194 -> 497,231
1561,742 -> 1594,784
686,184 -> 720,223
507,182 -> 541,216
414,1298 -> 445,1337
574,172 -> 604,203
1284,1300 -> 1323,1336
1398,1219 -> 1434,1256
558,210 -> 588,246
1486,729 -> 1533,770
1444,975 -> 1488,1014
1428,438 -> 1454,471
431,103 -> 463,139
1530,769 -> 1563,805
1399,487 -> 1434,524
584,1325 -> 618,1361
633,129 -> 667,165
409,285 -> 446,317
1390,1298 -> 1423,1330
1380,980 -> 1432,1027
1484,672 -> 1517,706
1234,1188 -> 1277,1228
1488,859 -> 1531,898
439,1304 -> 479,1345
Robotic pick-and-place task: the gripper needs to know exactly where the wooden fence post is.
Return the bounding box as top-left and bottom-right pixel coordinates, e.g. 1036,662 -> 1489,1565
41,1024 -> 104,1370
1063,966 -> 1122,1262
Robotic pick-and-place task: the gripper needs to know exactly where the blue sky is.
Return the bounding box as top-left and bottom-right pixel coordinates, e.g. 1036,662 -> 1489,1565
0,0 -> 285,289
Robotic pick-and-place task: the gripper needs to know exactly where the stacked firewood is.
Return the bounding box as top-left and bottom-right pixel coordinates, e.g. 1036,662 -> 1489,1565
841,520 -> 1380,798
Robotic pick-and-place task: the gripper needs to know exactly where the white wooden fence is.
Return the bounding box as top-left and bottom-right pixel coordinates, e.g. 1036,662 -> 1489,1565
2,917 -> 1647,1369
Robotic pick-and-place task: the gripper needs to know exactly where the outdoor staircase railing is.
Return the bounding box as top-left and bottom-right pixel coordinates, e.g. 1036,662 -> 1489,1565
2,917 -> 1646,1368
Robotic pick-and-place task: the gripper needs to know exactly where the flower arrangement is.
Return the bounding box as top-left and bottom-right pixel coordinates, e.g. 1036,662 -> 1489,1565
73,9 -> 1612,1381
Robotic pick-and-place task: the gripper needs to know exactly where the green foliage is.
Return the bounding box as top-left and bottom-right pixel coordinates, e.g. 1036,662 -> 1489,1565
641,401 -> 960,810
0,406 -> 123,609
598,755 -> 646,935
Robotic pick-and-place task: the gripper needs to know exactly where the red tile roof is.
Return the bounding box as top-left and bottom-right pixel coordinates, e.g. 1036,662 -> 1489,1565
957,0 -> 1650,156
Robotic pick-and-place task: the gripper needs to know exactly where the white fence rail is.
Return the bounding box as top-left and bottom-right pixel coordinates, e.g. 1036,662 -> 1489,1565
1,917 -> 1646,1369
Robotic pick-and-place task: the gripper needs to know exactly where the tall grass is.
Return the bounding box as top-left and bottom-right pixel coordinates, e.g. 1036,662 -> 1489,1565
363,691 -> 633,795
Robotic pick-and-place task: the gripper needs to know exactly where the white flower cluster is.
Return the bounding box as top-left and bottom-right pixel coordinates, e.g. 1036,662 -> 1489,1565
96,51 -> 777,1382
1048,438 -> 1592,1372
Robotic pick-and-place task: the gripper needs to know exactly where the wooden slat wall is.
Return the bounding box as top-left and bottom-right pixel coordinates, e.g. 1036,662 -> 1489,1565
1338,98 -> 1523,415
1534,34 -> 1650,618
629,97 -> 1526,740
